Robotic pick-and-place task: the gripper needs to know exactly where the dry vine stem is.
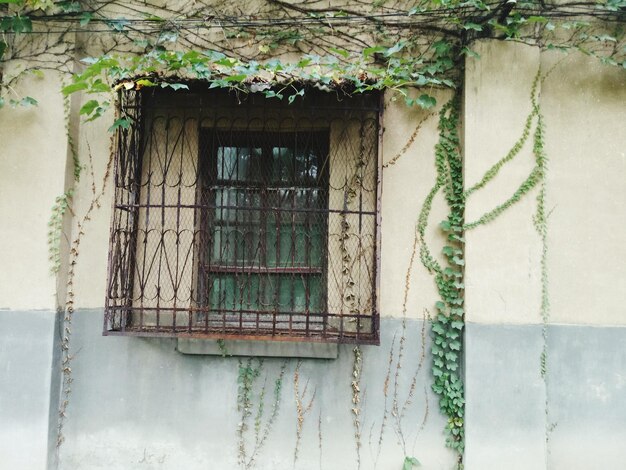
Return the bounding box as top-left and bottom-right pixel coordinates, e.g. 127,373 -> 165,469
56,142 -> 113,458
351,345 -> 363,470
293,360 -> 316,467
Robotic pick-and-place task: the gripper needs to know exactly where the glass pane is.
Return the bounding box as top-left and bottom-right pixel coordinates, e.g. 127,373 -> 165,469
295,150 -> 320,183
216,146 -> 262,182
272,147 -> 294,183
203,131 -> 328,320
210,274 -> 323,314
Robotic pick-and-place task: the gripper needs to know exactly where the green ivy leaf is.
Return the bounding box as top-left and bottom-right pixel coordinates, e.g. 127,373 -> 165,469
58,1 -> 81,13
403,456 -> 421,469
463,22 -> 483,31
0,40 -> 6,60
415,94 -> 436,109
224,74 -> 247,83
80,100 -> 100,116
12,16 -> 33,34
160,82 -> 189,90
0,18 -> 12,32
80,12 -> 93,26
106,19 -> 129,32
135,79 -> 156,88
384,41 -> 406,57
461,46 -> 480,59
9,96 -> 38,108
596,34 -> 617,42
20,96 -> 37,107
108,118 -> 131,132
89,79 -> 111,93
264,90 -> 284,100
85,101 -> 109,122
363,46 -> 385,58
62,82 -> 89,95
452,256 -> 465,266
408,6 -> 425,15
330,47 -> 350,58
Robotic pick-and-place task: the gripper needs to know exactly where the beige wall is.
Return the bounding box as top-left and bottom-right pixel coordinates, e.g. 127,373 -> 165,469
67,91 -> 452,325
464,41 -> 543,325
67,101 -> 115,310
2,40 -> 624,329
541,50 -> 626,325
379,89 -> 453,320
0,68 -> 70,311
464,40 -> 626,326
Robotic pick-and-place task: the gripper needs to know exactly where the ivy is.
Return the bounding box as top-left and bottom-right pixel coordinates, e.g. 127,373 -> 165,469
417,93 -> 465,463
57,45 -> 452,119
47,188 -> 73,273
0,0 -> 621,466
464,69 -> 545,231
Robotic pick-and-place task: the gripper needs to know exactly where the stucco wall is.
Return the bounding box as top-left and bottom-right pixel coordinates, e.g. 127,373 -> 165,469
0,37 -> 625,470
0,68 -> 70,311
463,41 -> 626,470
464,41 -> 626,327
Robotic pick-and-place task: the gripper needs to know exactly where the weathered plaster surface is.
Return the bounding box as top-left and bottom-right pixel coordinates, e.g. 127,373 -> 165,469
464,42 -> 543,325
546,325 -> 626,470
1,37 -> 625,470
0,70 -> 69,311
540,51 -> 626,326
464,322 -> 626,470
464,323 -> 547,470
58,312 -> 455,470
0,310 -> 58,470
464,41 -> 626,326
379,89 -> 452,320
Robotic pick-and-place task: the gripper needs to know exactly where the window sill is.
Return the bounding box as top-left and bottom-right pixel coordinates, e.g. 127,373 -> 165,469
176,338 -> 338,359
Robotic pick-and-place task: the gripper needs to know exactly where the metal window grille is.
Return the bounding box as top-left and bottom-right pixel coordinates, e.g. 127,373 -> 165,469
105,86 -> 381,344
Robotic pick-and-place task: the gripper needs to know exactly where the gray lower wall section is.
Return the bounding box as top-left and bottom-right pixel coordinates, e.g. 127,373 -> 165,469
2,310 -> 626,470
0,310 -> 58,470
464,322 -> 626,470
546,326 -> 626,470
57,311 -> 454,470
464,323 -> 548,470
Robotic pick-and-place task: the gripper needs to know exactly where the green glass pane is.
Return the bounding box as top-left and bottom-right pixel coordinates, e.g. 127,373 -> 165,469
272,147 -> 294,183
308,276 -> 322,312
210,274 -> 322,314
211,274 -> 263,311
217,146 -> 262,182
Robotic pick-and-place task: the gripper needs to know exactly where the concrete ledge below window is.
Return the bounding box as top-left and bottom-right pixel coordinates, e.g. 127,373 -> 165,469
176,338 -> 338,359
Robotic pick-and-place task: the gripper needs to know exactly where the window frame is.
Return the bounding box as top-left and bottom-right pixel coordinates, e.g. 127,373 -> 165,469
195,128 -> 331,334
103,87 -> 382,344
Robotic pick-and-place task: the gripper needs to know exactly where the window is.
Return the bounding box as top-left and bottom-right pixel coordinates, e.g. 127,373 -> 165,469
105,87 -> 380,343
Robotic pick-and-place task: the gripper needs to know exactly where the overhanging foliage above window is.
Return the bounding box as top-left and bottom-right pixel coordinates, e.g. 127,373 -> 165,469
105,86 -> 381,344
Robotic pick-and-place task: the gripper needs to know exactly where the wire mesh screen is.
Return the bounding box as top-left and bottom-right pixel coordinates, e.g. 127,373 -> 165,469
105,87 -> 380,344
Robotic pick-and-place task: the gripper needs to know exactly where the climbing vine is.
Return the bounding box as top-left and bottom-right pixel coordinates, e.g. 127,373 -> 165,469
1,0 -> 623,468
236,358 -> 287,469
416,94 -> 465,462
47,188 -> 73,273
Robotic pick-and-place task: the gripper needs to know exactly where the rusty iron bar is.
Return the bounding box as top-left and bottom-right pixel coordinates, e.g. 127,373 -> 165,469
104,88 -> 381,344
